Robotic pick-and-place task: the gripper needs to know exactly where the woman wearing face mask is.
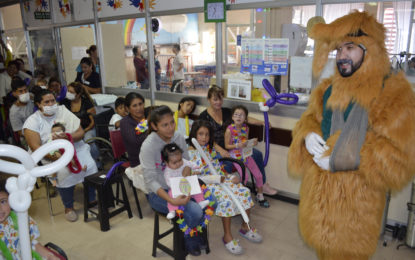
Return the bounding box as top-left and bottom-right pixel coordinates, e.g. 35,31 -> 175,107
23,89 -> 98,222
75,57 -> 101,94
61,82 -> 96,140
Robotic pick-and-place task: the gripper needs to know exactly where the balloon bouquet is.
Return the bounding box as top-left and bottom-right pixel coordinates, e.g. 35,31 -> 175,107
259,79 -> 299,166
0,140 -> 74,260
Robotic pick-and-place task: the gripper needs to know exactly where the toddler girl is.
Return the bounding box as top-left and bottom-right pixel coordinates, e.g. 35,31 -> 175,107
224,105 -> 269,208
188,120 -> 262,255
162,142 -> 209,219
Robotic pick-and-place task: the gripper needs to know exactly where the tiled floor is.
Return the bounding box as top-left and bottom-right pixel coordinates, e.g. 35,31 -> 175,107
28,181 -> 415,260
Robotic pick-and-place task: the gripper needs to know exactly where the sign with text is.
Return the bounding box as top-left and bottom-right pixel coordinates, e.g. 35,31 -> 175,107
240,38 -> 289,75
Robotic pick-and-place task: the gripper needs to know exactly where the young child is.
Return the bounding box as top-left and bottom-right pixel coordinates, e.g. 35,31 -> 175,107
162,143 -> 210,219
109,97 -> 128,131
188,120 -> 262,255
224,105 -> 269,208
174,97 -> 196,139
50,123 -> 86,174
0,179 -> 60,260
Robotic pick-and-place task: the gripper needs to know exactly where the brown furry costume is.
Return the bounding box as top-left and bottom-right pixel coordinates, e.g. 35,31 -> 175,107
287,11 -> 415,260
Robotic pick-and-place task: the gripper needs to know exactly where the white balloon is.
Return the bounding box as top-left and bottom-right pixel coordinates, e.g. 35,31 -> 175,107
5,177 -> 18,193
8,190 -> 31,212
0,144 -> 35,171
30,139 -> 74,177
191,138 -> 250,225
0,140 -> 75,260
17,174 -> 31,190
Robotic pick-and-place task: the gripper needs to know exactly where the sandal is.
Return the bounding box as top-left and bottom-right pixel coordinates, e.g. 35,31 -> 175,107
223,238 -> 244,255
257,198 -> 270,208
239,228 -> 263,243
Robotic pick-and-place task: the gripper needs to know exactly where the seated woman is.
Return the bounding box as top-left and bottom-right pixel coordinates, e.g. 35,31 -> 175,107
23,89 -> 97,222
61,82 -> 96,141
139,106 -> 211,256
75,57 -> 101,94
120,92 -> 147,168
198,85 -> 277,195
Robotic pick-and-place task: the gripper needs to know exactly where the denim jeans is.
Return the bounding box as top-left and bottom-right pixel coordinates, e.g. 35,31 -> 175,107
57,185 -> 96,209
147,191 -> 204,228
147,190 -> 217,251
84,128 -> 101,169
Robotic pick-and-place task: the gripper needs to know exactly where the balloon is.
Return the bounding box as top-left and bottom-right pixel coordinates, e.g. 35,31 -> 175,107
0,145 -> 35,173
30,139 -> 74,177
191,138 -> 250,226
260,79 -> 299,166
0,139 -> 74,260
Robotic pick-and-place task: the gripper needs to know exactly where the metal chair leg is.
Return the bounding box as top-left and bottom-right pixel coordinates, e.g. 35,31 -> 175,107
129,180 -> 143,219
45,178 -> 54,216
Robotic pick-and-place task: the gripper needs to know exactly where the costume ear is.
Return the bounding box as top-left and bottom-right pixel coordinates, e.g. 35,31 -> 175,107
312,41 -> 331,78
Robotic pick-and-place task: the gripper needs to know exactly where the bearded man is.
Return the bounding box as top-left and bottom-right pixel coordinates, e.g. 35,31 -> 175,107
288,11 -> 415,260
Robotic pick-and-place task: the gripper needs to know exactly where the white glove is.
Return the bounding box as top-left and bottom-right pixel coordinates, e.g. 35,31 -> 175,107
305,132 -> 329,158
313,155 -> 330,171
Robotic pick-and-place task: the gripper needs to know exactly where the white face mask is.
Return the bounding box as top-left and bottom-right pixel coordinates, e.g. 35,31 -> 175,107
66,92 -> 76,100
40,85 -> 47,89
43,104 -> 58,116
18,92 -> 30,103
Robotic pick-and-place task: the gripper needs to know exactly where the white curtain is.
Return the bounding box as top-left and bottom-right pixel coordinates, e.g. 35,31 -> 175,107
392,1 -> 413,54
293,5 -> 316,27
323,3 -> 364,24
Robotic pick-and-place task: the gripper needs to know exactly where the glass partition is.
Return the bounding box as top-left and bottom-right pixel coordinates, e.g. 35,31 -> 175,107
100,13 -> 216,97
152,12 -> 216,96
29,29 -> 58,79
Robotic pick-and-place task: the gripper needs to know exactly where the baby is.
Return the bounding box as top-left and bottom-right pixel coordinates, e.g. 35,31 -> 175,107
50,123 -> 86,173
162,143 -> 209,219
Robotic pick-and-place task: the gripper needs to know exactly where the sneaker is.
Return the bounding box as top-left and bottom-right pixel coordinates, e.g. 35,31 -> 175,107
263,183 -> 278,196
223,238 -> 243,255
166,211 -> 176,219
65,209 -> 78,222
239,228 -> 263,243
198,200 -> 210,209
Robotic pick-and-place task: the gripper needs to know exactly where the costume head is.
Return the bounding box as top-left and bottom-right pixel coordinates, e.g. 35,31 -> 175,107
307,11 -> 390,79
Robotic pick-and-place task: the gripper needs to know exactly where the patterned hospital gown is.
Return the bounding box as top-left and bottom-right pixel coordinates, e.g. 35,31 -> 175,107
0,214 -> 40,259
189,146 -> 253,217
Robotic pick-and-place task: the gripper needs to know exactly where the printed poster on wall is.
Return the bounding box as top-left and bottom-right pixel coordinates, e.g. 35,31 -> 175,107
53,0 -> 73,23
240,38 -> 289,75
23,0 -> 52,27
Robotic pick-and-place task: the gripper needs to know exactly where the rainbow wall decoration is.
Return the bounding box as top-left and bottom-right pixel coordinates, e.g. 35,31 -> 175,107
124,19 -> 136,46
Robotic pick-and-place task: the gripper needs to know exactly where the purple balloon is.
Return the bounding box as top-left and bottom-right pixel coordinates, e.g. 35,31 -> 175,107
261,79 -> 298,166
